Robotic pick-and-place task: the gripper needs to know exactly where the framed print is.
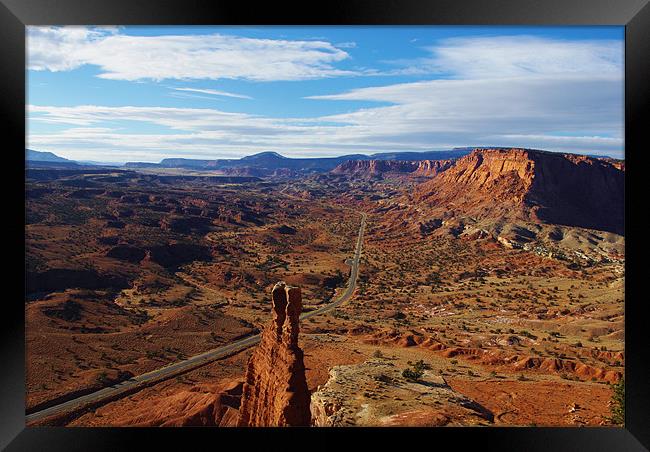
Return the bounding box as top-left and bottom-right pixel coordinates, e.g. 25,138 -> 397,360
1,0 -> 649,450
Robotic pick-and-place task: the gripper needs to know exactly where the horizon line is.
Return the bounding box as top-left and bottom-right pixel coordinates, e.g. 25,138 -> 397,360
25,146 -> 625,165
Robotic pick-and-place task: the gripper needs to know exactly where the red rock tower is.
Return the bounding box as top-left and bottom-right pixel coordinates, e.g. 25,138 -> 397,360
237,282 -> 311,426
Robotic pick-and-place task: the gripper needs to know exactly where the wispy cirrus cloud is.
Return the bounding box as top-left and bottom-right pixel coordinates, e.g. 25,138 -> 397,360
384,36 -> 623,79
302,36 -> 623,157
27,26 -> 357,81
171,87 -> 252,99
27,33 -> 624,161
28,83 -> 623,162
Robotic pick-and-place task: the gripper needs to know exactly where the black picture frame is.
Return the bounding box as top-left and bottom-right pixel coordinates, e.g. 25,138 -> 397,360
2,0 -> 648,450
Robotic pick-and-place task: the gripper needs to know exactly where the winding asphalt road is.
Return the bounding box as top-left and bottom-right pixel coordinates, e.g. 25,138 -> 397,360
26,212 -> 366,424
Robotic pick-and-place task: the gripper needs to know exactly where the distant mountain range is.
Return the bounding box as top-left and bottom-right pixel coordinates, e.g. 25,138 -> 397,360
26,149 -> 71,162
122,150 -> 473,173
26,150 -> 125,169
25,149 -> 80,168
26,148 -> 623,175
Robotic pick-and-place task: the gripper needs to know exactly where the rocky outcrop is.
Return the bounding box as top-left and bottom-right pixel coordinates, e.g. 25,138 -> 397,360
237,282 -> 311,426
77,380 -> 243,427
332,160 -> 417,176
221,166 -> 270,177
331,159 -> 453,178
412,159 -> 454,177
310,359 -> 493,426
413,148 -> 625,235
149,381 -> 242,427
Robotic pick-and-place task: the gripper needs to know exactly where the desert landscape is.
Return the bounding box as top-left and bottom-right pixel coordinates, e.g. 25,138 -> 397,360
25,147 -> 624,427
24,25 -> 625,428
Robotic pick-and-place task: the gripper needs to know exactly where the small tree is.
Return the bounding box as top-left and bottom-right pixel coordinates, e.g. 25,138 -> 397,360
402,367 -> 423,382
608,378 -> 625,426
402,359 -> 428,382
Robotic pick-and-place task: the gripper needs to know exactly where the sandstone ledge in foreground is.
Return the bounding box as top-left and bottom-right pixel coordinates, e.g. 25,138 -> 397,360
310,358 -> 493,427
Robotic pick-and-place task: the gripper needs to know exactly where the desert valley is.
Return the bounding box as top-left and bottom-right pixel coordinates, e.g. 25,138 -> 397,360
25,147 -> 625,427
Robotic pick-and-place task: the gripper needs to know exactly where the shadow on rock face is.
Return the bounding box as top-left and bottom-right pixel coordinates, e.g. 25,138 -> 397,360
237,281 -> 311,427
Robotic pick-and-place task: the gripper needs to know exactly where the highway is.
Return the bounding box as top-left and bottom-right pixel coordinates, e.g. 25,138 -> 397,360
26,212 -> 366,424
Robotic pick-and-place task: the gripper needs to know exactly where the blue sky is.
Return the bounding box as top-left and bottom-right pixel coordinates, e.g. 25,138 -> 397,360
27,26 -> 624,162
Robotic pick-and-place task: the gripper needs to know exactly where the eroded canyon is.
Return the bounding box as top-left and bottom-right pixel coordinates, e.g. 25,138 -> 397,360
26,148 -> 624,427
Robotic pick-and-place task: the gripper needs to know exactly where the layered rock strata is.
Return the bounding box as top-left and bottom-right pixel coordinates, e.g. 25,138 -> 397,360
237,282 -> 311,426
331,159 -> 452,177
413,148 -> 624,234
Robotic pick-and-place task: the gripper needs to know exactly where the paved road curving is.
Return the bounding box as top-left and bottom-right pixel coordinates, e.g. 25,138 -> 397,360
26,212 -> 366,424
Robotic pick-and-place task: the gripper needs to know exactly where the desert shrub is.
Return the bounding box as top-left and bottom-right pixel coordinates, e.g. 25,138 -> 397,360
520,330 -> 538,340
402,367 -> 423,382
402,359 -> 428,382
96,372 -> 111,385
608,378 -> 625,426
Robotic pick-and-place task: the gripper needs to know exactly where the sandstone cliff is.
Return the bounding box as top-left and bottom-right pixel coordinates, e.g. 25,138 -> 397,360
413,148 -> 624,235
412,159 -> 454,177
332,160 -> 417,176
82,380 -> 243,427
237,281 -> 311,426
331,159 -> 452,178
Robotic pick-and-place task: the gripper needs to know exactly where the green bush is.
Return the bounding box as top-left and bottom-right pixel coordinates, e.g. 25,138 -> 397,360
402,359 -> 428,381
402,367 -> 423,382
608,378 -> 624,426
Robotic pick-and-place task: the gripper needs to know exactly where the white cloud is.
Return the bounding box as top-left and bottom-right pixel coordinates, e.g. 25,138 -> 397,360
27,27 -> 112,72
28,92 -> 623,162
172,87 -> 252,99
27,26 -> 356,81
309,76 -> 622,137
389,36 -> 623,79
28,104 -> 291,133
489,134 -> 623,156
301,36 -> 623,158
27,34 -> 624,161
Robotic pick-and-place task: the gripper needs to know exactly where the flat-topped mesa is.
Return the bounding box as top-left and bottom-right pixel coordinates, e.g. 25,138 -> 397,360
237,282 -> 311,427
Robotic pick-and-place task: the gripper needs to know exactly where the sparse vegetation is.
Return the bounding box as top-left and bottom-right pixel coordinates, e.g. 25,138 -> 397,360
608,378 -> 624,426
25,163 -> 625,427
402,360 -> 429,382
